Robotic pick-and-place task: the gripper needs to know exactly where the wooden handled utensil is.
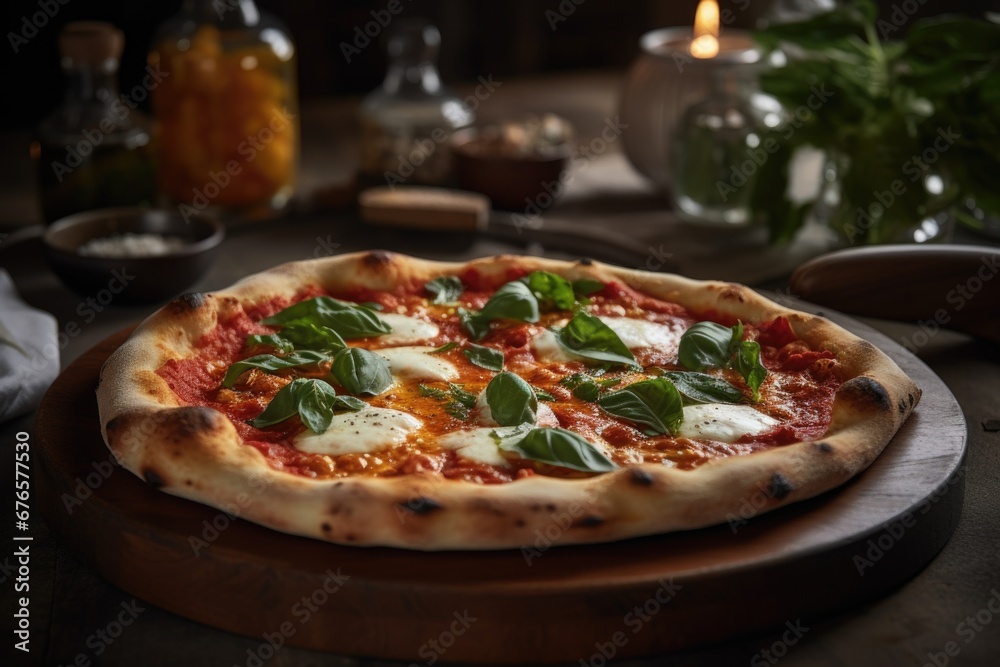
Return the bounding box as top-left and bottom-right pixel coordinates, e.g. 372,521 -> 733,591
790,245 -> 1000,344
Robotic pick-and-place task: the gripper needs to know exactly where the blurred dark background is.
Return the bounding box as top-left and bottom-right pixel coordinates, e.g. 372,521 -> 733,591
1,0 -> 996,128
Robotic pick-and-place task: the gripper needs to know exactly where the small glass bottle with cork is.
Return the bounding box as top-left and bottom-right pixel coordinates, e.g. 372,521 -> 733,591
33,21 -> 156,224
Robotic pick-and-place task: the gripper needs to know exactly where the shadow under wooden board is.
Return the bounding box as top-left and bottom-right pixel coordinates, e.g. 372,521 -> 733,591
34,310 -> 966,664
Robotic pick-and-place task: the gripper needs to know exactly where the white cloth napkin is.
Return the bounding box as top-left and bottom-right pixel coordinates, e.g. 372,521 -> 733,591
0,270 -> 60,422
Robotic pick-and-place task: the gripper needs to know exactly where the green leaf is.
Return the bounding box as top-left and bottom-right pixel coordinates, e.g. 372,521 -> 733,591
430,341 -> 458,354
425,276 -> 464,304
662,371 -> 744,404
735,341 -> 768,402
559,373 -> 601,401
521,271 -> 576,311
461,281 -> 540,340
223,350 -> 330,388
598,378 -> 684,436
532,386 -> 556,402
359,301 -> 384,311
448,383 -> 478,409
418,383 -> 449,400
249,378 -> 364,432
502,427 -> 617,473
555,310 -> 638,369
677,322 -> 736,371
330,347 -> 393,395
485,371 -> 538,427
572,279 -> 605,297
247,322 -> 347,354
463,343 -> 504,372
262,296 -> 392,339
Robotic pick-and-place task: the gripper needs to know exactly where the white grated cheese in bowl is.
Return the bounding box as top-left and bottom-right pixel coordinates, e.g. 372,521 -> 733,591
77,233 -> 188,258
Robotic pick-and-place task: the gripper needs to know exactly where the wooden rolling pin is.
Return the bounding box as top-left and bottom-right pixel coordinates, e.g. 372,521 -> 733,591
790,245 -> 1000,344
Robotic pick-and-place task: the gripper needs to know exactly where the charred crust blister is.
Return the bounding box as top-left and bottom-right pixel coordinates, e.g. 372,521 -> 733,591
767,472 -> 793,500
576,515 -> 605,528
838,376 -> 891,412
363,250 -> 394,267
143,468 -> 165,488
897,398 -> 908,414
321,522 -> 332,533
630,469 -> 655,487
168,292 -> 205,313
813,441 -> 834,453
578,258 -> 594,266
399,496 -> 442,515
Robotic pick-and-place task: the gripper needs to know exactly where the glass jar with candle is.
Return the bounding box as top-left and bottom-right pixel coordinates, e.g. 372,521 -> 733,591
359,19 -> 474,188
149,0 -> 298,218
35,22 -> 156,223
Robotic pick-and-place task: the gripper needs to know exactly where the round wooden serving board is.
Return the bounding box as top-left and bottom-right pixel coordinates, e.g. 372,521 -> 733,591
35,314 -> 966,664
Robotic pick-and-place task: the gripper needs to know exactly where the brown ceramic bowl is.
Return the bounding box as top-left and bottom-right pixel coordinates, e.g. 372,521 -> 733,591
43,207 -> 224,304
451,127 -> 571,212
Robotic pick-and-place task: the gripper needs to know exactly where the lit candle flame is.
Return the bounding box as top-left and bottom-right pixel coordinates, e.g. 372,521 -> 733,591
690,0 -> 720,59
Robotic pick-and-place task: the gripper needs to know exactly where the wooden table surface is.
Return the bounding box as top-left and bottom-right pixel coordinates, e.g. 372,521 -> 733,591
2,72 -> 1000,667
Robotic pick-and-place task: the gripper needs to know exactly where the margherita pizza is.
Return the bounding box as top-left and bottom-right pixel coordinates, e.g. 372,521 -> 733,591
96,251 -> 920,549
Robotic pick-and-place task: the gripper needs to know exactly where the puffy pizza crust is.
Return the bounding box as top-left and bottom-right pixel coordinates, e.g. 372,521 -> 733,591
96,251 -> 921,550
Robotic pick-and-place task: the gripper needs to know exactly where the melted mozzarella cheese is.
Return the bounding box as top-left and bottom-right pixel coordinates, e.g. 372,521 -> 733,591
294,407 -> 421,455
530,328 -> 578,363
375,346 -> 457,382
599,316 -> 683,350
437,428 -> 510,467
676,404 -> 779,443
377,313 -> 440,345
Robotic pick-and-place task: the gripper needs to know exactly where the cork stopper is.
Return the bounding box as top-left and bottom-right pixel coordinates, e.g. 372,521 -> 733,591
59,21 -> 123,66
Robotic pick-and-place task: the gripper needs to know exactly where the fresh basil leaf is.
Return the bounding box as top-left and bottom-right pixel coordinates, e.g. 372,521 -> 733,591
555,310 -> 638,369
223,350 -> 330,388
490,423 -> 534,444
559,373 -> 601,402
735,341 -> 768,402
359,301 -> 384,311
677,321 -> 736,371
330,347 -> 392,395
430,341 -> 458,354
461,281 -> 540,340
248,322 -> 348,354
425,276 -> 464,304
663,371 -> 744,404
521,271 -> 576,311
418,383 -> 448,400
598,378 -> 684,436
485,371 -> 538,427
463,343 -> 504,372
262,296 -> 392,339
532,386 -> 556,402
448,383 -> 478,409
249,378 -> 364,432
245,333 -> 294,354
572,279 -> 605,297
502,427 -> 618,473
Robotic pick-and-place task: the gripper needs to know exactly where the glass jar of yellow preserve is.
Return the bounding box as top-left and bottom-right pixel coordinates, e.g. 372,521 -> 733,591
149,0 -> 298,218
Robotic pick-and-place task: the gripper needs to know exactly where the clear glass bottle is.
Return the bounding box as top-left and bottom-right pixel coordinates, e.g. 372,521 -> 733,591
34,22 -> 156,223
359,19 -> 474,188
149,0 -> 298,217
671,66 -> 768,225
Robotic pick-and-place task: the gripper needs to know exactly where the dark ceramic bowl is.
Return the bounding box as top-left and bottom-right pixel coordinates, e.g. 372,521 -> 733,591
43,207 -> 225,304
452,128 -> 571,212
